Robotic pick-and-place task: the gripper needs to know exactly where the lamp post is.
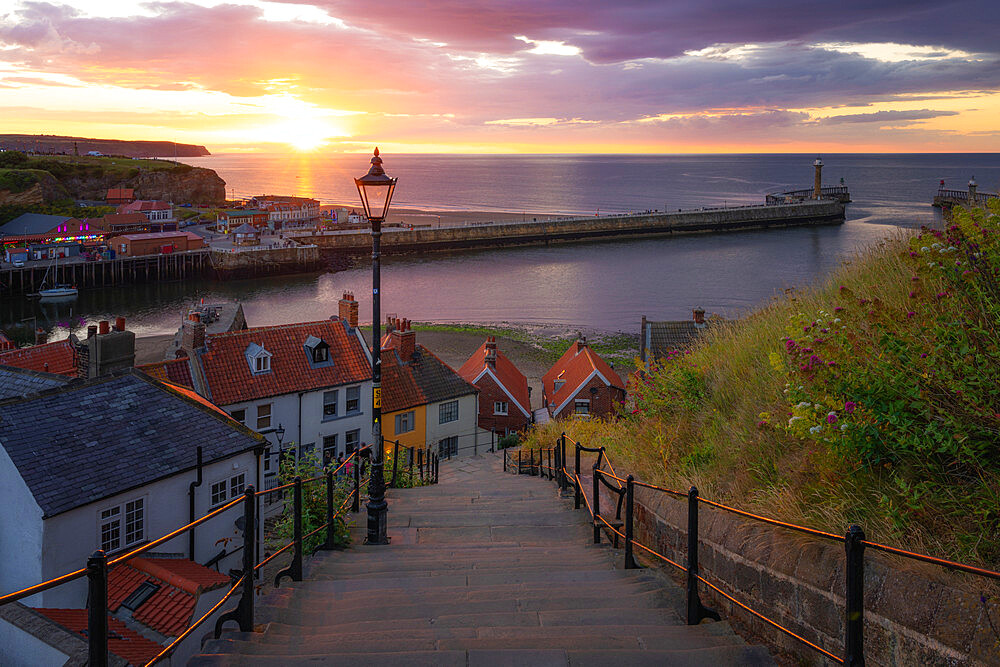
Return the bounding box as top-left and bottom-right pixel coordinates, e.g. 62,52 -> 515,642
355,147 -> 397,545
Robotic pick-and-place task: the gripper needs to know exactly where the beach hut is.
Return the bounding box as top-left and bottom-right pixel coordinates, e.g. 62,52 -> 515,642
233,223 -> 261,246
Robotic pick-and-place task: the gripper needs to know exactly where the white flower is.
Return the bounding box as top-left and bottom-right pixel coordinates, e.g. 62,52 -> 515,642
920,247 -> 930,253
796,401 -> 811,409
809,425 -> 822,434
834,318 -> 841,324
931,242 -> 942,249
947,246 -> 958,252
928,262 -> 936,267
840,424 -> 848,431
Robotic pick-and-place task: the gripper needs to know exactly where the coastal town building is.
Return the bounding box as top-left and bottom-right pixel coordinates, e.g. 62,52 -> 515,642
105,187 -> 135,205
118,200 -> 175,224
0,370 -> 264,666
0,337 -> 79,375
0,214 -> 104,260
140,294 -> 373,495
92,212 -> 176,236
251,195 -> 320,226
542,338 -> 626,420
380,318 -> 480,457
458,336 -> 531,435
217,210 -> 269,233
232,223 -> 261,246
115,230 -> 206,256
640,308 -> 722,365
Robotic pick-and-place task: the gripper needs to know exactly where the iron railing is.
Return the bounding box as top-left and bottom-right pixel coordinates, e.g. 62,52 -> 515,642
0,445 -> 389,667
505,433 -> 1000,666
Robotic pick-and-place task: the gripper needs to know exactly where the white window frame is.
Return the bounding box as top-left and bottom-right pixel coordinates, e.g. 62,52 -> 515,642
345,386 -> 361,413
394,411 -> 415,434
323,390 -> 338,419
98,496 -> 146,554
256,403 -> 272,429
494,401 -> 509,416
211,472 -> 247,508
574,399 -> 590,415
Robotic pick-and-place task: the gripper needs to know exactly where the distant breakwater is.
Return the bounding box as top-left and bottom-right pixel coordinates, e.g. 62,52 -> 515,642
305,200 -> 846,256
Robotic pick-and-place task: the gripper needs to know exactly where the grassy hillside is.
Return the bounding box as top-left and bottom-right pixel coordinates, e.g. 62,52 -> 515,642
523,201 -> 1000,566
22,154 -> 192,180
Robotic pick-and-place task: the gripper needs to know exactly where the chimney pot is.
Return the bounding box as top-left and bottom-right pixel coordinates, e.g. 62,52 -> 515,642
99,320 -> 110,335
115,316 -> 126,332
87,325 -> 98,339
693,307 -> 706,325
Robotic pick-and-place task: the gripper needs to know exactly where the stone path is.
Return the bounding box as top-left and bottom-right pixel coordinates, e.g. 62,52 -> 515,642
190,455 -> 773,666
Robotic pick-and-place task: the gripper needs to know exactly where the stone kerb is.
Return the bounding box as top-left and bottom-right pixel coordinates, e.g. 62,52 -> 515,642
630,485 -> 1000,665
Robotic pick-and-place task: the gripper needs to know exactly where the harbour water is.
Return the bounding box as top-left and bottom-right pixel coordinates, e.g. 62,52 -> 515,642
4,154 -> 999,342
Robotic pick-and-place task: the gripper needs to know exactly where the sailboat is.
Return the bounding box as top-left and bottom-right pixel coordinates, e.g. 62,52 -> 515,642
36,256 -> 78,301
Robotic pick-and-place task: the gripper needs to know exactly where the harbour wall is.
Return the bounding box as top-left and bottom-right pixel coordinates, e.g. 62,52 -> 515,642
209,245 -> 323,279
306,200 -> 845,255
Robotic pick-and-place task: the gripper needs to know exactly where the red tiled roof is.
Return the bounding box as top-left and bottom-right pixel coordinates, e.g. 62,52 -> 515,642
198,319 -> 370,405
542,341 -> 625,410
160,380 -> 231,418
138,358 -> 194,388
0,339 -> 77,376
36,608 -> 162,666
458,340 -> 530,416
119,200 -> 170,213
381,343 -> 477,413
103,213 -> 149,227
0,332 -> 15,351
108,557 -> 230,638
106,188 -> 135,200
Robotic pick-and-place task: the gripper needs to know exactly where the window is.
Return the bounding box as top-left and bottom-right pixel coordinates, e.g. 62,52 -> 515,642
312,345 -> 328,363
439,436 -> 458,457
230,473 -> 246,497
574,400 -> 590,415
394,411 -> 415,434
213,473 -> 246,507
323,434 -> 338,465
304,336 -> 331,366
345,429 -> 360,453
554,379 -> 566,392
256,403 -> 271,429
439,400 -> 459,424
210,481 -> 227,506
345,386 -> 360,413
323,390 -> 338,418
230,408 -> 246,425
121,582 -> 160,611
255,356 -> 270,373
300,442 -> 315,458
100,498 -> 144,553
494,401 -> 509,416
245,343 -> 272,375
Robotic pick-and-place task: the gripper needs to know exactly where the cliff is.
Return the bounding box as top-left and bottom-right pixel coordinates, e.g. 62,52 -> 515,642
0,155 -> 225,205
0,134 -> 210,157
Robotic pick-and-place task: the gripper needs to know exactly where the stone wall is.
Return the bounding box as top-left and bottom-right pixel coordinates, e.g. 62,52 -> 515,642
308,200 -> 845,255
210,245 -> 322,276
630,486 -> 1000,665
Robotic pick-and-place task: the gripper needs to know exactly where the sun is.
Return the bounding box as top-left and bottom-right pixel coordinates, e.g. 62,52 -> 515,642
268,117 -> 341,151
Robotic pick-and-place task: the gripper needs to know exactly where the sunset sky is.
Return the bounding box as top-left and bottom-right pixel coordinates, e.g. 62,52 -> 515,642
1,0 -> 998,153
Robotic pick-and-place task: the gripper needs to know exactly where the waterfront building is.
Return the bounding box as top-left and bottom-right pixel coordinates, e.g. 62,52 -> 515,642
0,214 -> 104,261
458,336 -> 532,435
118,200 -> 175,224
232,222 -> 261,246
114,230 -> 206,256
251,195 -> 320,225
640,308 -> 722,365
542,338 -> 625,420
217,209 -> 269,233
93,211 -> 175,236
380,318 -> 481,457
0,369 -> 264,665
105,187 -> 135,205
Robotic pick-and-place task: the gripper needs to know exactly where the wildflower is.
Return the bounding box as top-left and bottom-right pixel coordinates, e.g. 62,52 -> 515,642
844,401 -> 857,414
840,424 -> 848,431
833,318 -> 841,324
834,306 -> 844,312
920,353 -> 928,358
920,247 -> 930,253
909,291 -> 916,298
809,425 -> 822,434
911,276 -> 919,282
810,355 -> 821,365
795,401 -> 810,409
827,361 -> 836,367
827,412 -> 838,424
909,252 -> 918,257
936,291 -> 948,298
907,311 -> 915,318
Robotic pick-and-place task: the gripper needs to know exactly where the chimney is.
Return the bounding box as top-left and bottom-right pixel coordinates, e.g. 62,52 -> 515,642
693,307 -> 706,326
578,335 -> 587,349
77,316 -> 136,378
182,311 -> 206,353
390,318 -> 416,361
338,291 -> 359,328
34,327 -> 47,345
484,336 -> 497,368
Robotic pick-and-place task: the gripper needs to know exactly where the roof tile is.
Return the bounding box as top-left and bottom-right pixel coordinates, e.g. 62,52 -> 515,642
0,339 -> 77,375
36,608 -> 162,666
542,341 -> 625,409
458,341 -> 530,415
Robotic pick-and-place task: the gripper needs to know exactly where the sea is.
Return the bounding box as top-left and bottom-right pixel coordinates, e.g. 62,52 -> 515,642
5,153 -> 1000,342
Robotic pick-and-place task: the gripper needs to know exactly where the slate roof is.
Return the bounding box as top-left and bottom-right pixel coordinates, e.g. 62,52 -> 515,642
196,320 -> 371,405
232,223 -> 258,234
102,213 -> 149,228
0,370 -> 264,518
36,608 -> 162,666
0,339 -> 78,376
542,341 -> 625,411
137,358 -> 194,388
0,364 -> 71,399
381,343 -> 478,413
108,557 -> 230,638
643,318 -> 722,361
0,213 -> 72,237
458,340 -> 531,417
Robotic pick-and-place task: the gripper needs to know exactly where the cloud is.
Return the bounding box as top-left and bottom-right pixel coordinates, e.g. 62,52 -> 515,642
817,109 -> 960,124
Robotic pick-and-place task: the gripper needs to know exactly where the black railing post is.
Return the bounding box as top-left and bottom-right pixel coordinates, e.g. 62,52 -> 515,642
86,550 -> 108,667
390,441 -> 400,488
845,525 -> 866,666
592,464 -> 601,544
418,448 -> 424,481
435,453 -> 440,483
554,443 -> 561,487
275,476 -> 303,586
517,448 -> 522,475
408,446 -> 414,480
574,443 -> 582,509
686,485 -> 720,624
352,456 -> 361,512
625,475 -> 638,569
216,486 -> 256,637
503,448 -> 508,472
321,469 -> 337,550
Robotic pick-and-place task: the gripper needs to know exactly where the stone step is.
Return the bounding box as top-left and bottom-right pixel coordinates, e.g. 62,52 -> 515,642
300,569 -> 651,589
311,563 -> 619,579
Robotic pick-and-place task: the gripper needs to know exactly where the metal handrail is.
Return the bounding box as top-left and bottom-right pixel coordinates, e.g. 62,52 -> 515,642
143,576 -> 244,666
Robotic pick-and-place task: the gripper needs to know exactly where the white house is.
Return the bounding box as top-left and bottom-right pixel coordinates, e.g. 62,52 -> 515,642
0,368 -> 265,666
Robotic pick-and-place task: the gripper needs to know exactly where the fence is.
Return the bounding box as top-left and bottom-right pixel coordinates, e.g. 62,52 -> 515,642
0,442 -> 442,666
505,434 -> 1000,665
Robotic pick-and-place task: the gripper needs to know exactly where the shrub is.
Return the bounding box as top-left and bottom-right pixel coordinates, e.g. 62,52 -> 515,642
273,449 -> 355,553
0,151 -> 28,168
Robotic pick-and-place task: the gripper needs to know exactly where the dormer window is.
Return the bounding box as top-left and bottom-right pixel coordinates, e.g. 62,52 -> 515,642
554,379 -> 565,392
245,343 -> 272,375
304,335 -> 333,368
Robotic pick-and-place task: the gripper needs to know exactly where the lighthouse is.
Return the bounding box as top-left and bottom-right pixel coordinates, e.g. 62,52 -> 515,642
813,157 -> 823,199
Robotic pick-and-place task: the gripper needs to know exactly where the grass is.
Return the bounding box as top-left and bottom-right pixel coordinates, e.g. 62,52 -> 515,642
0,168 -> 45,193
521,201 -> 1000,568
24,154 -> 190,177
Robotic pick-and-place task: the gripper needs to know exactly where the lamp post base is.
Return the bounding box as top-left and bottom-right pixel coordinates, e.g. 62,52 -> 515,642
365,499 -> 390,545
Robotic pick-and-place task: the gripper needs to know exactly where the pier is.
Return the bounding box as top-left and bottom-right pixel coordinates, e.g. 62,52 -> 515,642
303,199 -> 846,257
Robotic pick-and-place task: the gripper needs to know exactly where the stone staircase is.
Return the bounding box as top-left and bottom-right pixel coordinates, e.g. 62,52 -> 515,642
191,455 -> 774,666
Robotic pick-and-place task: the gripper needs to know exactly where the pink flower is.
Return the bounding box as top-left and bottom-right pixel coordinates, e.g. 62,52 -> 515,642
844,401 -> 857,414
826,413 -> 838,424
834,306 -> 844,312
907,311 -> 915,318
909,291 -> 916,298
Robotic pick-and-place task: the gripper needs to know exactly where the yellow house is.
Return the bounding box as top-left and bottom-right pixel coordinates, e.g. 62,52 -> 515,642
380,320 -> 480,458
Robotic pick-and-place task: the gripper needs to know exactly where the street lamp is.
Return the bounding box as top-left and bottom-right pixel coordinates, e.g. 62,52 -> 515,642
355,147 -> 397,545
